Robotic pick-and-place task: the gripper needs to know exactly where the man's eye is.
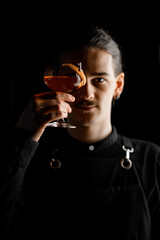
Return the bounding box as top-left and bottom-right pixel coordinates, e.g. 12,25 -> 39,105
94,78 -> 105,83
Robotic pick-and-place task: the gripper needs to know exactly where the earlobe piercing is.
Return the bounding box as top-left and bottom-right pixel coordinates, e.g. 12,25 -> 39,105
114,95 -> 120,100
112,95 -> 120,107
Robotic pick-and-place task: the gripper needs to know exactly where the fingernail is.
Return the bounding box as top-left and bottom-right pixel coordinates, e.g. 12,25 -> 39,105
71,96 -> 75,101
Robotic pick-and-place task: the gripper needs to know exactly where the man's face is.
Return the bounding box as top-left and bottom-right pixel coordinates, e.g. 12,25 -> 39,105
61,48 -> 123,127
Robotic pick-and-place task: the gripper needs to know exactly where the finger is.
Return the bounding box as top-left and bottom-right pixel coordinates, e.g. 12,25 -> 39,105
34,91 -> 75,102
39,111 -> 68,125
34,99 -> 59,110
34,98 -> 72,115
50,111 -> 68,121
37,101 -> 72,116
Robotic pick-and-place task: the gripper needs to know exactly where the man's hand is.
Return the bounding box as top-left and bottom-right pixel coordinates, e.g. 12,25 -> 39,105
16,92 -> 75,141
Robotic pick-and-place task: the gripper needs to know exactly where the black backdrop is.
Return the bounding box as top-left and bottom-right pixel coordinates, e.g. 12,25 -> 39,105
1,9 -> 160,146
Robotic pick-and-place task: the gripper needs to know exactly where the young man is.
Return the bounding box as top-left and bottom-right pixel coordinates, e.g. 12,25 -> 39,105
0,25 -> 160,240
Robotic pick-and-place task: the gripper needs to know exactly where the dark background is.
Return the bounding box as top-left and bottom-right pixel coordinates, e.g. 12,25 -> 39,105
1,5 -> 160,146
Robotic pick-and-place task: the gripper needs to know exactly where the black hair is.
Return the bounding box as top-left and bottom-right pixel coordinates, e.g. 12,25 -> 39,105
58,24 -> 123,76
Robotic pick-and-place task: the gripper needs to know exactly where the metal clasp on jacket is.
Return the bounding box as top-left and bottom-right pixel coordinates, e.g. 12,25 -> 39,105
120,145 -> 134,170
50,149 -> 61,169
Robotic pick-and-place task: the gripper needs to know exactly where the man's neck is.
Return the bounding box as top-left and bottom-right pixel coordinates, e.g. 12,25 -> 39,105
67,122 -> 112,144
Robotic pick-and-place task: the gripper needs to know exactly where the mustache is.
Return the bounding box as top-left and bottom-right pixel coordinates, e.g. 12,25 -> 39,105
74,99 -> 98,108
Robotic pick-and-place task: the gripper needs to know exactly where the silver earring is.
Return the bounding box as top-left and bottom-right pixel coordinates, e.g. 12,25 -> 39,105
114,95 -> 120,100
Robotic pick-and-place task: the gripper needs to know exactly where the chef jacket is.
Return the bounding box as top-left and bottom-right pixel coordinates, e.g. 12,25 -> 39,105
0,126 -> 160,240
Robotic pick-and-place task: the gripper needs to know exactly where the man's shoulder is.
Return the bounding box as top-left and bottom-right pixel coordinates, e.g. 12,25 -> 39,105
119,133 -> 160,157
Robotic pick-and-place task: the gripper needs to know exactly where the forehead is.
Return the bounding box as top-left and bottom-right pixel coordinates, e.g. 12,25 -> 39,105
60,48 -> 114,73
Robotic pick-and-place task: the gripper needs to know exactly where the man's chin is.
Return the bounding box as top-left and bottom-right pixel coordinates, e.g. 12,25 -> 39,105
67,116 -> 98,127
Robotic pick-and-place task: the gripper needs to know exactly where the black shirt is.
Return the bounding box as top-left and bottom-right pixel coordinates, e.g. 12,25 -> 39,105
1,127 -> 160,239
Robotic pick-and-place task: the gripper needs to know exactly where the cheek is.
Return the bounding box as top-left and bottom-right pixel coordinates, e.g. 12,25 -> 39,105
99,96 -> 111,111
98,87 -> 115,105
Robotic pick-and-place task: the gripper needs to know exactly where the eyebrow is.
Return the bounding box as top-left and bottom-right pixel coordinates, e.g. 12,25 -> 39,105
90,72 -> 110,77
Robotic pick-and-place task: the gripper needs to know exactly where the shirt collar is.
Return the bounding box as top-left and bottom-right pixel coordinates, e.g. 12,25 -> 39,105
65,126 -> 118,153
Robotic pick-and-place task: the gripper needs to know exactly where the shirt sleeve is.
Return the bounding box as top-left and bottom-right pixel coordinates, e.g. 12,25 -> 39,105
0,128 -> 39,239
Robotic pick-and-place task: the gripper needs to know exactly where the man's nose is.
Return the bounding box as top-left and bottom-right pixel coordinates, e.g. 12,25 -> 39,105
79,80 -> 94,100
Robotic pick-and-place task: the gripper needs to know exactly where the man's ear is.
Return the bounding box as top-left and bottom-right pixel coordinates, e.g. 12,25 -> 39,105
113,72 -> 125,99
